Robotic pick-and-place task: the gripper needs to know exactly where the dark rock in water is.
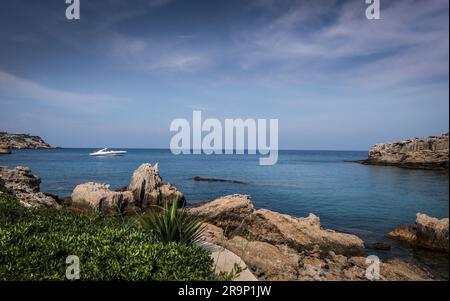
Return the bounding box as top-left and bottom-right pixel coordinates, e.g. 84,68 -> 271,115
0,166 -> 61,209
0,132 -> 52,149
366,242 -> 391,251
192,176 -> 247,184
114,186 -> 128,192
0,144 -> 11,155
387,214 -> 449,253
353,133 -> 449,171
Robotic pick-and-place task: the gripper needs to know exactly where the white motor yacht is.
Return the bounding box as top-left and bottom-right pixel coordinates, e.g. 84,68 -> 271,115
89,148 -> 127,156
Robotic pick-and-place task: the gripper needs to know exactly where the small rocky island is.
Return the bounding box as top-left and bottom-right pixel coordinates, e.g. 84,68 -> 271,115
355,133 -> 449,171
0,132 -> 52,153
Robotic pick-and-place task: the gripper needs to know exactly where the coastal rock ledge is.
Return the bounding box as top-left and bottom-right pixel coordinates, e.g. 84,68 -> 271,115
71,163 -> 185,215
0,166 -> 61,209
355,133 -> 449,171
191,195 -> 437,280
387,213 -> 449,253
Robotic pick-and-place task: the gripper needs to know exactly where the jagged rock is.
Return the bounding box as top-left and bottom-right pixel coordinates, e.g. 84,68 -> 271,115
71,163 -> 185,215
199,221 -> 435,281
387,225 -> 417,244
71,182 -> 135,215
415,214 -> 449,252
355,133 -> 449,171
0,132 -> 52,149
189,194 -> 364,256
0,166 -> 60,209
388,213 -> 449,252
127,163 -> 185,207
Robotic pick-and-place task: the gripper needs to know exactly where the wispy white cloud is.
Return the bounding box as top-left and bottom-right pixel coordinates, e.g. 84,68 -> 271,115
232,0 -> 449,89
0,71 -> 129,108
108,34 -> 212,72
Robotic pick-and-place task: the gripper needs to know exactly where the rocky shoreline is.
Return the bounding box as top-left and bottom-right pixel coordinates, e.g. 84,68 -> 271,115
0,132 -> 52,151
354,133 -> 449,171
0,164 -> 447,280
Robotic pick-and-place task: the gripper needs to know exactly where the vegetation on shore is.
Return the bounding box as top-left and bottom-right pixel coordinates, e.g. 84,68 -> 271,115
0,193 -> 215,281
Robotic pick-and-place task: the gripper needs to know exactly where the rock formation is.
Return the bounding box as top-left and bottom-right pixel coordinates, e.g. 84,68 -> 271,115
127,163 -> 185,208
196,200 -> 436,281
0,166 -> 60,209
0,132 -> 52,149
71,163 -> 185,215
387,213 -> 449,252
355,133 -> 449,171
189,194 -> 364,257
0,144 -> 11,155
71,182 -> 135,215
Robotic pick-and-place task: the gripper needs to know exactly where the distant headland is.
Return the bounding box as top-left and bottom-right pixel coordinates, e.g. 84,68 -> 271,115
353,133 -> 449,172
0,132 -> 52,153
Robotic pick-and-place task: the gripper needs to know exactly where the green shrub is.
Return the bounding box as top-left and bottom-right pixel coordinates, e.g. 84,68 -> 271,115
0,193 -> 214,281
138,199 -> 206,245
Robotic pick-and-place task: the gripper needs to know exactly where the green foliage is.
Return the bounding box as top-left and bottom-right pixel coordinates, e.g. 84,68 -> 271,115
216,263 -> 246,281
138,199 -> 206,245
0,193 -> 214,281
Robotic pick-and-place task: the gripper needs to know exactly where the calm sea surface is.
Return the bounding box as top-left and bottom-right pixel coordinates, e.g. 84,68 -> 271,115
1,148 -> 448,277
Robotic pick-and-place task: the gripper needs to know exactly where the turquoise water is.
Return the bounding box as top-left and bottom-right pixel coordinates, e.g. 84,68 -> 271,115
1,149 -> 448,276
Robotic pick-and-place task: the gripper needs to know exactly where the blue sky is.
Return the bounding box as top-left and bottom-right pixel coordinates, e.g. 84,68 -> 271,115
0,0 -> 448,150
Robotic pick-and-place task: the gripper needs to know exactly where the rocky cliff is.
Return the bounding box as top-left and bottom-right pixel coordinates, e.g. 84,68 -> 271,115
356,133 -> 449,171
0,132 -> 52,149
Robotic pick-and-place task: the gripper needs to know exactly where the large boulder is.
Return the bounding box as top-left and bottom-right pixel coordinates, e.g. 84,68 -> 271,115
71,182 -> 135,215
387,213 -> 449,252
247,209 -> 364,256
71,163 -> 185,215
127,163 -> 185,207
415,214 -> 449,252
189,194 -> 364,257
0,166 -> 60,209
189,194 -> 254,230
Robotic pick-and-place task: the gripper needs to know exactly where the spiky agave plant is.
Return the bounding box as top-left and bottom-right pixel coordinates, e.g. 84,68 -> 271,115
141,198 -> 206,245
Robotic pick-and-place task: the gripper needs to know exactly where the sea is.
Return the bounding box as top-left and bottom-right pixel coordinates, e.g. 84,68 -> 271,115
1,148 -> 448,278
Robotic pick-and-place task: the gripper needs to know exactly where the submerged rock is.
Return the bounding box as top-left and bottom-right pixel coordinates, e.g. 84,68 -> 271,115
355,133 -> 449,171
387,213 -> 449,252
0,166 -> 60,209
71,163 -> 185,215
